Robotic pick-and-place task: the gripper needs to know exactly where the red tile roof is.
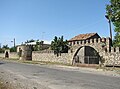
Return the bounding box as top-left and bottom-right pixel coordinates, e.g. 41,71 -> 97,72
68,33 -> 98,41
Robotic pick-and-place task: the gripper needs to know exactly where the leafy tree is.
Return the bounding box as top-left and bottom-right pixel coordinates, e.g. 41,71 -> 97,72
25,39 -> 35,43
51,36 -> 59,56
39,41 -> 44,50
10,46 -> 17,52
33,42 -> 39,51
0,45 -> 9,53
0,48 -> 4,53
33,40 -> 45,51
2,45 -> 9,49
24,39 -> 49,51
106,0 -> 120,47
51,36 -> 68,56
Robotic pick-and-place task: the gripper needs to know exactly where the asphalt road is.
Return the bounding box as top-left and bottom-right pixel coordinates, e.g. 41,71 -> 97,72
0,60 -> 120,89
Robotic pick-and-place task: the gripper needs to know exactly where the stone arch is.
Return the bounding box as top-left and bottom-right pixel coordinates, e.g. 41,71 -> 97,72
5,51 -> 9,58
18,48 -> 22,57
4,50 -> 10,58
72,46 -> 100,65
18,45 -> 32,61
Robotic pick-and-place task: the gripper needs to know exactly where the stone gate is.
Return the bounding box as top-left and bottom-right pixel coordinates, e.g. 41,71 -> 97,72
68,33 -> 120,66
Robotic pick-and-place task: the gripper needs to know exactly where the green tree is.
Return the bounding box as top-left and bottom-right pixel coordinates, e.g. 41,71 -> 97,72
106,0 -> 120,47
51,36 -> 68,56
0,48 -> 4,53
10,46 -> 17,52
2,45 -> 9,49
51,36 -> 59,56
25,39 -> 35,43
33,40 -> 44,51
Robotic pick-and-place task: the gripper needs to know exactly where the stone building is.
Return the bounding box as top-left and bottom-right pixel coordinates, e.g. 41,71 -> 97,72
25,40 -> 51,51
17,45 -> 32,61
68,33 -> 101,45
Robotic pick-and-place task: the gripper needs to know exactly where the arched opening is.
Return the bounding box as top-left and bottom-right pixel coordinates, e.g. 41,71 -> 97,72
73,46 -> 100,65
5,51 -> 9,58
18,45 -> 32,61
18,48 -> 22,57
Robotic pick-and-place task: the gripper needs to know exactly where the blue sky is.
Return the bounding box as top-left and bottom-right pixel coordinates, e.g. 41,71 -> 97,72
0,0 -> 114,47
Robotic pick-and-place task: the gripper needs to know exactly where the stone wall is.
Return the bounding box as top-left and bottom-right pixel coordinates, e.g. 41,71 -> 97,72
0,52 -> 19,59
10,52 -> 19,59
0,53 -> 4,58
32,51 -> 73,64
103,47 -> 120,66
0,48 -> 73,65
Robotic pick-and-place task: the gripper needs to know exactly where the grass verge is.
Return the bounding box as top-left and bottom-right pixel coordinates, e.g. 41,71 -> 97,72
20,60 -> 72,66
0,57 -> 72,66
0,79 -> 12,89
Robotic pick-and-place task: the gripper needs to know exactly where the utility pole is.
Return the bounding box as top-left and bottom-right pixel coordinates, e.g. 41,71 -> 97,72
11,38 -> 16,52
42,32 -> 45,40
0,43 -> 1,48
105,15 -> 112,40
14,38 -> 16,48
108,19 -> 112,40
11,38 -> 16,48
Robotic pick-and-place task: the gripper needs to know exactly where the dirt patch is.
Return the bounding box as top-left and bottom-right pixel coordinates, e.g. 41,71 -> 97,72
0,78 -> 13,89
75,63 -> 99,68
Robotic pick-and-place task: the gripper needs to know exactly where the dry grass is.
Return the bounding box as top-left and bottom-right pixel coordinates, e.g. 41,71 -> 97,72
98,66 -> 120,74
20,60 -> 72,66
0,57 -> 72,66
112,67 -> 120,74
0,80 -> 12,89
0,82 -> 6,89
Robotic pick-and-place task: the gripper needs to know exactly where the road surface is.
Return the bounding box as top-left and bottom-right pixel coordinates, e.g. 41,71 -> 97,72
0,60 -> 120,89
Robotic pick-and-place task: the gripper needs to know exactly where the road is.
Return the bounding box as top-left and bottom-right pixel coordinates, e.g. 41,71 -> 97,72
0,60 -> 120,89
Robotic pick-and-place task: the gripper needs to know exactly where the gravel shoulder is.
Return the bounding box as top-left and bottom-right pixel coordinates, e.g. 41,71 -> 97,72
0,68 -> 50,89
49,65 -> 120,77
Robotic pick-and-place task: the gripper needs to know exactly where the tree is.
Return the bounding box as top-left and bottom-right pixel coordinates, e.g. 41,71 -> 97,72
2,45 -> 9,49
25,39 -> 35,43
51,36 -> 59,56
0,48 -> 4,53
33,40 -> 45,51
10,46 -> 17,52
51,36 -> 68,56
106,0 -> 120,47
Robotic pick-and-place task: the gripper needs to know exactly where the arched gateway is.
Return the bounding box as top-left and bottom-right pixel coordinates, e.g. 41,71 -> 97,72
68,33 -> 112,65
73,46 -> 100,65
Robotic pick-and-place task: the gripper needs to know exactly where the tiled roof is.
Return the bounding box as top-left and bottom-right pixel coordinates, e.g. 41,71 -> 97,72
68,33 -> 98,41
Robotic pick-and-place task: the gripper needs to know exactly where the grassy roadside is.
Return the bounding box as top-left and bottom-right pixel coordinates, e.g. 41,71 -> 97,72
21,60 -> 72,66
103,67 -> 120,74
0,79 -> 12,89
0,57 -> 72,66
0,81 -> 6,89
95,65 -> 120,75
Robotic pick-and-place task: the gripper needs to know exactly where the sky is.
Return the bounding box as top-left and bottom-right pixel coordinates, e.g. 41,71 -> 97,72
0,0 -> 114,47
